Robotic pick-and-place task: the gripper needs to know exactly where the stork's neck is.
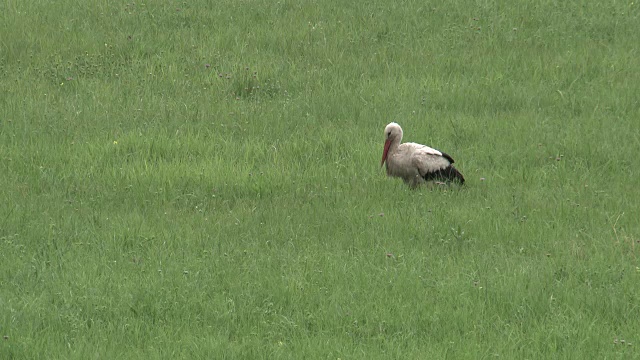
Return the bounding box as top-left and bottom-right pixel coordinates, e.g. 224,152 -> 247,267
388,136 -> 402,154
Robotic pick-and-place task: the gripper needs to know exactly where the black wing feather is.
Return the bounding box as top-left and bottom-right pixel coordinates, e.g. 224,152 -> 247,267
423,165 -> 465,184
439,151 -> 455,164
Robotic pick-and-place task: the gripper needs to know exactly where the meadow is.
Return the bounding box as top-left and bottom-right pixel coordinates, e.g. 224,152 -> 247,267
1,0 -> 639,358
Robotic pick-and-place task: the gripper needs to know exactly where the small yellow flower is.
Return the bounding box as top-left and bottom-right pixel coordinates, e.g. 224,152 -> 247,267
113,140 -> 118,145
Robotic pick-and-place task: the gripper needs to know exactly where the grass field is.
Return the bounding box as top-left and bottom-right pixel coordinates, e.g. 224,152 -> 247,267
1,0 -> 639,358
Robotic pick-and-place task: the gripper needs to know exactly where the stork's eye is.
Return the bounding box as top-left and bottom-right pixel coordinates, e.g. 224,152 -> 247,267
387,131 -> 391,136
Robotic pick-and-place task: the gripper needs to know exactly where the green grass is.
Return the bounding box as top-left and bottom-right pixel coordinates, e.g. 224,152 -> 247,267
1,0 -> 639,358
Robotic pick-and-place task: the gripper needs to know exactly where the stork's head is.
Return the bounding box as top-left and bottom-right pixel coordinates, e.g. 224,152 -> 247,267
381,122 -> 403,166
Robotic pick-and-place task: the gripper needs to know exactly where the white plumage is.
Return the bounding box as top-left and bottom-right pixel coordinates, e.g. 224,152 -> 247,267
380,122 -> 465,188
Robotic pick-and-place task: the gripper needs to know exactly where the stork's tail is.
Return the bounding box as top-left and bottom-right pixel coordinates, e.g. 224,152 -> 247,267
424,166 -> 465,185
447,166 -> 465,185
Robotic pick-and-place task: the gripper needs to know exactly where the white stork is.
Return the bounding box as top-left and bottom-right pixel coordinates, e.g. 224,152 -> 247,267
380,122 -> 465,188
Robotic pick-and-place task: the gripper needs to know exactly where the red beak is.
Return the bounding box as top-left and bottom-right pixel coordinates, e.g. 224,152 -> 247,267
381,139 -> 391,167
